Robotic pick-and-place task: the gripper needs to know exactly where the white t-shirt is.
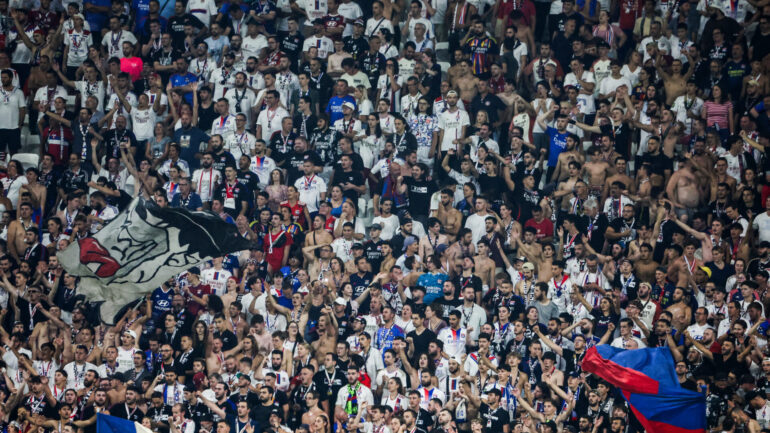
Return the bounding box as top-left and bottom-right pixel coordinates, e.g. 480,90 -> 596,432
0,87 -> 25,130
302,0 -> 328,24
752,212 -> 770,243
192,167 -> 222,202
200,267 -> 232,296
186,0 -> 217,27
249,155 -> 277,186
338,1 -> 363,37
131,108 -> 157,141
34,86 -> 68,113
242,34 -> 269,61
225,131 -> 256,162
437,108 -> 470,151
302,35 -> 334,59
294,175 -> 327,213
64,29 -> 92,66
76,81 -> 106,109
101,30 -> 138,59
256,106 -> 290,141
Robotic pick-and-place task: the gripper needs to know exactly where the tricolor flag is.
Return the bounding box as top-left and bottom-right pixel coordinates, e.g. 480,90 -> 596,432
582,345 -> 706,433
58,198 -> 254,324
97,413 -> 153,433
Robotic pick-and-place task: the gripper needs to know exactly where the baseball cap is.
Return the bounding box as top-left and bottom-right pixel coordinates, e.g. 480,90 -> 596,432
436,244 -> 449,255
354,18 -> 364,26
699,266 -> 712,279
124,330 -> 137,340
370,223 -> 382,231
334,297 -> 347,306
342,101 -> 356,110
522,262 -> 535,272
402,236 -> 417,251
352,243 -> 364,250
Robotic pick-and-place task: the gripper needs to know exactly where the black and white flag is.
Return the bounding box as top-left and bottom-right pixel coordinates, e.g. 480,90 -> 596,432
58,197 -> 254,323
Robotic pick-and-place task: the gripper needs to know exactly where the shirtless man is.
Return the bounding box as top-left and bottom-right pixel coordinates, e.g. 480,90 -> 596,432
632,242 -> 659,284
474,240 -> 496,291
672,239 -> 703,287
553,161 -> 582,210
311,313 -> 337,364
436,189 -> 463,240
551,134 -> 584,183
301,390 -> 325,426
20,169 -> 48,216
454,60 -> 479,106
666,287 -> 693,333
8,202 -> 38,263
447,228 -> 476,266
671,213 -> 716,262
207,337 -> 226,373
603,157 -> 635,199
420,218 -> 450,260
537,245 -> 555,282
713,157 -> 737,197
582,146 -> 611,198
447,51 -> 466,86
666,157 -> 705,220
515,227 -> 544,264
305,215 -> 334,247
655,55 -> 693,106
304,243 -> 333,282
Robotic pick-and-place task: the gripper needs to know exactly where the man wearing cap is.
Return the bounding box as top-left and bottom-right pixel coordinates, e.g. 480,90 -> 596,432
303,19 -> 335,59
342,19 -> 368,61
333,100 -> 364,142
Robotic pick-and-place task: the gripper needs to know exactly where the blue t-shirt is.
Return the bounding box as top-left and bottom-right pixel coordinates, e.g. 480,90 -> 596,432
418,272 -> 449,304
325,95 -> 356,124
170,191 -> 203,210
150,287 -> 174,319
169,72 -> 198,104
84,0 -> 111,32
204,35 -> 230,64
173,126 -> 210,170
546,126 -> 568,167
132,0 -> 151,31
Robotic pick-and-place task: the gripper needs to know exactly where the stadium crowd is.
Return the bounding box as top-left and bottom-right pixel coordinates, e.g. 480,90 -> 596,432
1,0 -> 770,431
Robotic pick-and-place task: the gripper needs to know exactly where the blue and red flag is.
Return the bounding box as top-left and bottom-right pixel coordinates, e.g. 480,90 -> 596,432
582,345 -> 706,433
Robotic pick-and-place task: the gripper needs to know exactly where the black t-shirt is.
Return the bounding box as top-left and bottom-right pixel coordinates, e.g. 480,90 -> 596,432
215,329 -> 238,351
349,271 -> 374,298
332,168 -> 365,203
479,403 -> 510,433
389,132 -> 418,158
281,32 -> 304,71
110,403 -> 145,422
406,328 -> 436,360
511,185 -> 541,222
214,181 -> 249,217
312,367 -> 345,403
364,239 -> 384,271
581,213 -> 609,253
343,35 -> 369,61
285,150 -> 323,185
640,151 -> 672,177
197,103 -> 218,133
478,174 -> 506,202
212,150 -> 237,173
269,131 -> 298,166
167,14 -> 204,51
404,177 -> 437,217
152,48 -> 183,82
251,400 -> 282,425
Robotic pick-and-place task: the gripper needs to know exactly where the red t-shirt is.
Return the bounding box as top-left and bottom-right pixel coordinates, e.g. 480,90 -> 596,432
524,218 -> 554,240
120,56 -> 144,82
187,283 -> 211,316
